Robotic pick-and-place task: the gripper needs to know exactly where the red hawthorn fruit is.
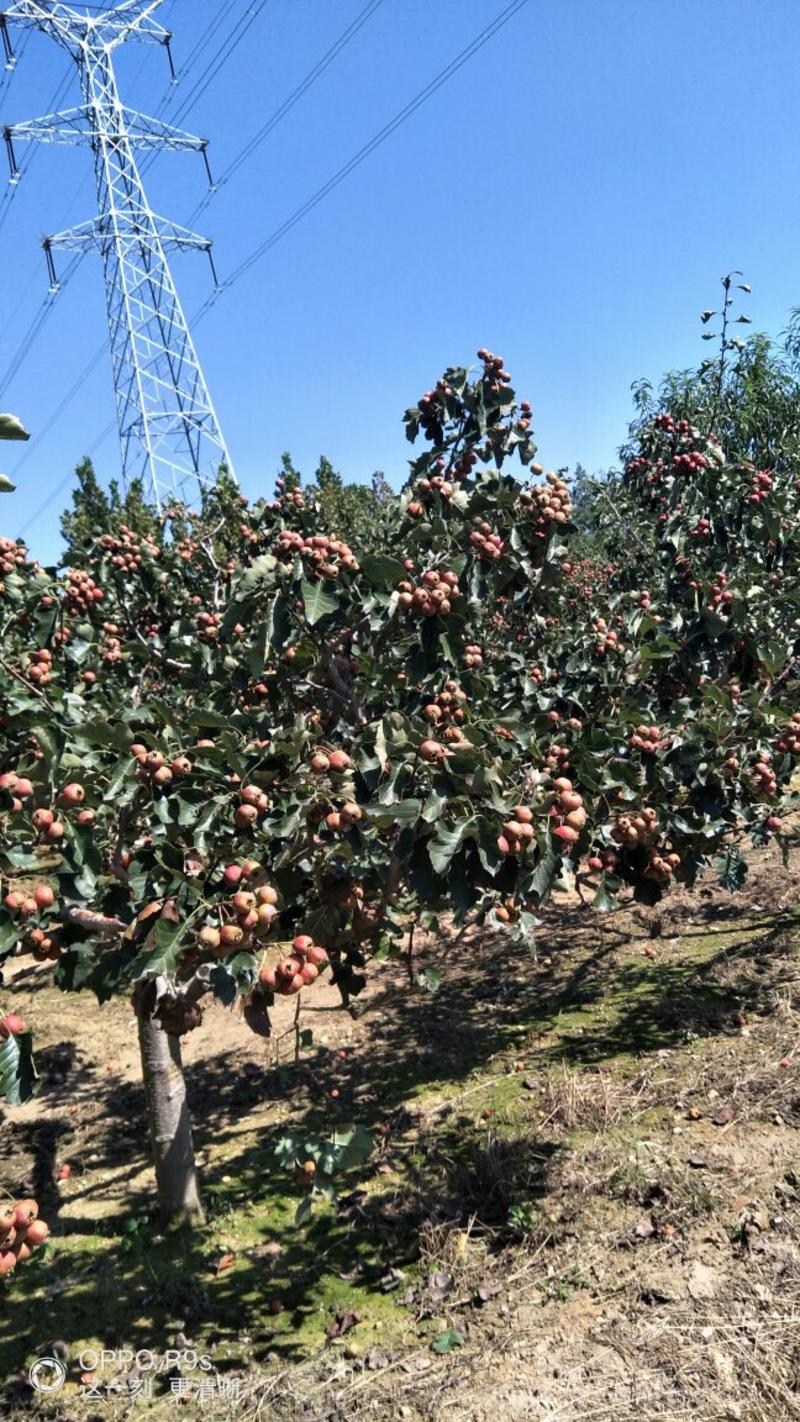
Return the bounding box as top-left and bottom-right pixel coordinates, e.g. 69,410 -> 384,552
0,1206 -> 15,1235
0,1014 -> 26,1038
0,772 -> 18,791
13,1200 -> 37,1229
310,752 -> 330,773
3,891 -> 23,911
223,864 -> 243,887
14,778 -> 34,799
766,815 -> 781,831
328,750 -> 352,772
12,1240 -> 31,1262
554,825 -> 579,843
306,945 -> 328,967
61,782 -> 85,806
232,891 -> 256,915
77,808 -> 96,826
46,821 -> 65,842
259,967 -> 277,991
199,926 -> 221,952
0,1252 -> 16,1276
301,963 -> 318,985
220,924 -> 244,948
31,808 -> 54,831
34,885 -> 54,909
293,935 -> 313,956
24,1219 -> 48,1247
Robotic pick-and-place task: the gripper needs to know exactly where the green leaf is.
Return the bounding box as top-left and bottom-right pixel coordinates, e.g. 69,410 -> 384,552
714,848 -> 748,892
432,1327 -> 464,1354
300,577 -> 339,625
127,909 -> 201,982
0,1030 -> 39,1105
428,818 -> 476,875
360,554 -> 407,586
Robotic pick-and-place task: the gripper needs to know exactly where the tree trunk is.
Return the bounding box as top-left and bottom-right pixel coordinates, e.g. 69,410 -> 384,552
133,979 -> 203,1224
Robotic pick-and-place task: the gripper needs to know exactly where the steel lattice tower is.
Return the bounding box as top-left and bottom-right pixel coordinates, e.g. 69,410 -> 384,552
1,0 -> 233,506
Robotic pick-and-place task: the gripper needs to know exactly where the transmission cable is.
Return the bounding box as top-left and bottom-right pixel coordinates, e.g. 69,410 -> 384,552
13,0 -> 531,532
195,0 -> 531,321
186,0 -> 385,227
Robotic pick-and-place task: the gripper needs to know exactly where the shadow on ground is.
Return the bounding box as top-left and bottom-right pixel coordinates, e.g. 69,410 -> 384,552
0,902 -> 796,1396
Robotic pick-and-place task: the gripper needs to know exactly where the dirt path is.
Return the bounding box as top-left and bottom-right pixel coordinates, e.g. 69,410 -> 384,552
1,842 -> 799,1419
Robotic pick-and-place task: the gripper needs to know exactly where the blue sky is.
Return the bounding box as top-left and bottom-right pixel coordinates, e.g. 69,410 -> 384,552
2,0 -> 800,563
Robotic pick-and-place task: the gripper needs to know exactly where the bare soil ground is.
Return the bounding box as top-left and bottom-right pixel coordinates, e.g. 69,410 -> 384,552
1,843 -> 799,1421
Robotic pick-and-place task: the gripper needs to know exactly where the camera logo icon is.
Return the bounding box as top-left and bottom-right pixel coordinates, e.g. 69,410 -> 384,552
29,1357 -> 67,1393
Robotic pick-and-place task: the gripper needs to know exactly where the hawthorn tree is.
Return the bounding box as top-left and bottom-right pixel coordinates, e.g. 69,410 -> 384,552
0,335 -> 798,1223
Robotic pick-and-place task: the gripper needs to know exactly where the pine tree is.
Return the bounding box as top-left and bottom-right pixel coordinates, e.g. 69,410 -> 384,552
60,457 -> 112,552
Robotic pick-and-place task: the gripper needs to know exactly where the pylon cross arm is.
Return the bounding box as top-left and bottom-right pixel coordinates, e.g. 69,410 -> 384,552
6,106 -> 207,153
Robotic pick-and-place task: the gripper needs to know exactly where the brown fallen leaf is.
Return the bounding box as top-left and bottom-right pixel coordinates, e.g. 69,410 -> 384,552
713,1102 -> 737,1126
215,1252 -> 235,1275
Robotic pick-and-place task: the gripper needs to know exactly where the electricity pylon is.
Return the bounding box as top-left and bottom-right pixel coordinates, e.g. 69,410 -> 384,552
1,1 -> 233,507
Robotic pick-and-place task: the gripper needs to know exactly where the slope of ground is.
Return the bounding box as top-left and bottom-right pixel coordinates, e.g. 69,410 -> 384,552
0,842 -> 798,1420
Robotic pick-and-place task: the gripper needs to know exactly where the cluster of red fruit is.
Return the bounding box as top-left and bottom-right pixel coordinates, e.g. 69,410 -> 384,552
63,566 -> 104,614
643,850 -> 682,884
469,522 -> 506,562
98,525 -> 159,571
746,469 -> 774,505
586,848 -> 618,873
750,752 -> 777,800
273,529 -> 359,578
395,569 -> 460,618
309,748 -> 352,775
689,516 -> 712,540
476,347 -> 513,393
199,880 -> 279,954
671,449 -> 707,474
463,642 -> 484,669
4,882 -> 55,921
24,648 -> 53,686
194,609 -> 221,641
0,1197 -> 49,1277
611,807 -> 661,848
497,805 -> 535,855
629,724 -> 667,754
776,714 -> 800,754
544,739 -> 573,775
176,536 -> 199,563
274,480 -> 305,509
594,618 -> 624,655
259,936 -> 328,995
317,800 -> 364,832
0,535 -> 29,580
130,745 -> 188,789
409,470 -> 458,506
705,571 -> 734,613
422,682 -> 468,729
232,782 -> 271,830
550,779 -> 586,845
518,471 -> 572,537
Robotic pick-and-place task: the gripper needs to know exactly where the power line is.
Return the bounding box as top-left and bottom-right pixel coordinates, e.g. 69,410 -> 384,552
152,0 -> 241,118
13,0 -> 531,535
186,0 -> 385,227
196,0 -> 531,319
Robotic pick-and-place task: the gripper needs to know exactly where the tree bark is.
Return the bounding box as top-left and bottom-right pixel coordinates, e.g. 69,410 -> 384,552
133,978 -> 203,1225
